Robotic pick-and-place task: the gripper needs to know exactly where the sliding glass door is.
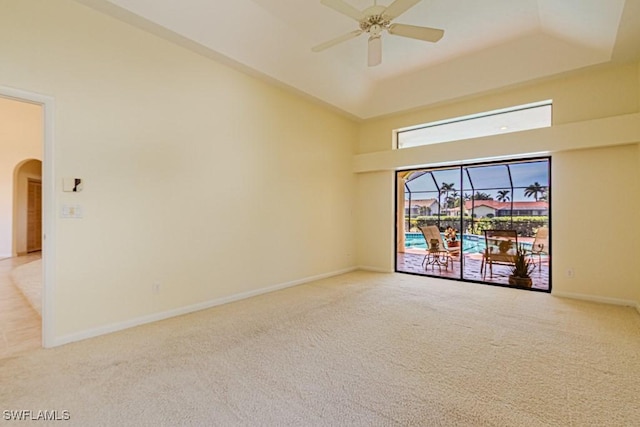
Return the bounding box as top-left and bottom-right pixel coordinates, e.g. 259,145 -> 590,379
396,158 -> 550,292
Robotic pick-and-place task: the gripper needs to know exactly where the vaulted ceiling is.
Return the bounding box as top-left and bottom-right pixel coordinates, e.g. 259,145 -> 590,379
80,0 -> 640,119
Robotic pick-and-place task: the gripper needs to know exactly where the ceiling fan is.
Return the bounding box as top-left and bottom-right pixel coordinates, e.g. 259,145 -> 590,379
312,0 -> 444,67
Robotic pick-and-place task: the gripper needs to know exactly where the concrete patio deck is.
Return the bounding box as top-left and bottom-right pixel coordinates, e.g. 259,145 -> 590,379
396,249 -> 550,291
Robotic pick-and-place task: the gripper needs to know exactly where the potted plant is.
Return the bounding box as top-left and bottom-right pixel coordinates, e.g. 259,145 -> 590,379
508,245 -> 535,287
444,226 -> 460,249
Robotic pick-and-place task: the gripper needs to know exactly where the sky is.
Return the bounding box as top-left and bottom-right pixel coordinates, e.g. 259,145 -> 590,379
404,159 -> 549,202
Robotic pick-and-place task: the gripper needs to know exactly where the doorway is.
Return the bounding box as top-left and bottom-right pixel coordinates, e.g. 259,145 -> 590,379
0,86 -> 54,352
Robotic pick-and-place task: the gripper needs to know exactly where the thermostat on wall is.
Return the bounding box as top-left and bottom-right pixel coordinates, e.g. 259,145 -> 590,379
63,177 -> 83,192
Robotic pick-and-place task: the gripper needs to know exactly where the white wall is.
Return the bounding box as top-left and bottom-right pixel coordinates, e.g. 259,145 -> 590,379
355,61 -> 640,307
0,0 -> 357,341
473,206 -> 496,219
0,97 -> 42,258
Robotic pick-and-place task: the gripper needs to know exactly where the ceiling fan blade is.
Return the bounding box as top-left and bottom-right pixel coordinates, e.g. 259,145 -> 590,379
383,0 -> 421,20
320,0 -> 364,21
312,30 -> 363,52
368,36 -> 382,67
388,23 -> 444,42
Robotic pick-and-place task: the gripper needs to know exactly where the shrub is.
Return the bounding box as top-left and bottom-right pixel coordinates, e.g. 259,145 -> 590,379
406,216 -> 548,237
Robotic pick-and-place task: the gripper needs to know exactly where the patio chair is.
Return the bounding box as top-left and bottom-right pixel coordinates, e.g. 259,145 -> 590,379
419,226 -> 455,270
528,227 -> 549,270
481,229 -> 518,278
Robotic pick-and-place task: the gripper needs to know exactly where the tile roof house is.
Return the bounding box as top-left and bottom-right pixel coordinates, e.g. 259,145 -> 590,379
446,201 -> 549,217
404,199 -> 440,216
466,201 -> 549,217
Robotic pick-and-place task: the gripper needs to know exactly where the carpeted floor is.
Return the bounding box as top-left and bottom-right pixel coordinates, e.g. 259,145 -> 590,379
1,271 -> 639,426
9,258 -> 42,315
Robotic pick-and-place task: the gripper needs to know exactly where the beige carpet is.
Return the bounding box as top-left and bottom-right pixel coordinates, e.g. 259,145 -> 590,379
9,259 -> 41,315
1,271 -> 639,426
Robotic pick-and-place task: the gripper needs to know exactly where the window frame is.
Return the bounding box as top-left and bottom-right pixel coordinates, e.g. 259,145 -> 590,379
396,100 -> 553,149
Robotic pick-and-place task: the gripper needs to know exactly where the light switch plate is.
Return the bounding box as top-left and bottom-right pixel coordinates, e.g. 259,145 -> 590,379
61,204 -> 83,218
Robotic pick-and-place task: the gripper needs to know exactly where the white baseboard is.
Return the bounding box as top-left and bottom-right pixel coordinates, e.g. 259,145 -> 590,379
357,265 -> 394,273
53,266 -> 358,347
553,291 -> 639,310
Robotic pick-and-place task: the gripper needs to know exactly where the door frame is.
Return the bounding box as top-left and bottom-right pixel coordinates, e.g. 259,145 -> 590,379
1,85 -> 55,348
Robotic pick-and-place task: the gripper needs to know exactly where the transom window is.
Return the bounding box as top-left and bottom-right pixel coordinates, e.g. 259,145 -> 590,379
396,100 -> 552,149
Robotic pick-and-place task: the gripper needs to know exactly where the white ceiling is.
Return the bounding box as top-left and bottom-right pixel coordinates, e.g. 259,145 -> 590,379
81,0 -> 640,119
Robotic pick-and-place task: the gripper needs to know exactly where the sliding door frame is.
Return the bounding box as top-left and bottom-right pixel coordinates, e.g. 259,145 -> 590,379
394,156 -> 552,293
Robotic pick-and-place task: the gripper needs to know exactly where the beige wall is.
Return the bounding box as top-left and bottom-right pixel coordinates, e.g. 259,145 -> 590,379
355,171 -> 394,271
0,97 -> 42,258
355,61 -> 640,306
638,142 -> 640,308
553,144 -> 639,302
0,0 -> 357,340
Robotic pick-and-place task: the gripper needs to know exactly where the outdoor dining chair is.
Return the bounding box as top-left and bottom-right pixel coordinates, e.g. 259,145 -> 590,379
481,229 -> 519,278
528,227 -> 549,270
419,226 -> 455,270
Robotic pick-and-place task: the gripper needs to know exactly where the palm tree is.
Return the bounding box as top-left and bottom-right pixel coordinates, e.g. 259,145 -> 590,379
497,190 -> 510,202
524,182 -> 545,201
450,191 -> 460,208
439,182 -> 455,213
473,192 -> 493,200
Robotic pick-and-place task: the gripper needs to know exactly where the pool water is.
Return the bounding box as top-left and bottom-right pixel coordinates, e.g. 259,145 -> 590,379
404,232 -> 532,254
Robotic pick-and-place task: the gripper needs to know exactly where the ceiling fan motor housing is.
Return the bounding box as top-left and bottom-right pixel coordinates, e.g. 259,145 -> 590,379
360,13 -> 391,37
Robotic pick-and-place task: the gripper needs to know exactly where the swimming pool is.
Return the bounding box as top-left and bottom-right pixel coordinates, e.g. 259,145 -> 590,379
404,232 -> 532,253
